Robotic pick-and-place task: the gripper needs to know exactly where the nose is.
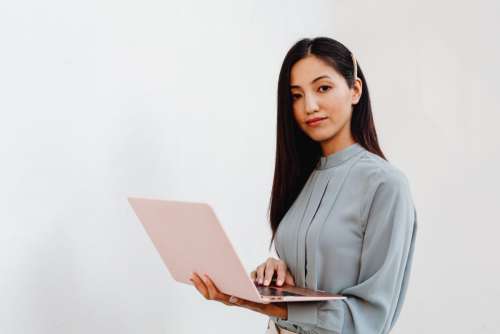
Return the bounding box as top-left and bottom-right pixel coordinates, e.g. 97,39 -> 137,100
304,93 -> 319,115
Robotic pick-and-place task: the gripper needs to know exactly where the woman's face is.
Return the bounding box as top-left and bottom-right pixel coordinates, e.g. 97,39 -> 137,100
290,55 -> 362,155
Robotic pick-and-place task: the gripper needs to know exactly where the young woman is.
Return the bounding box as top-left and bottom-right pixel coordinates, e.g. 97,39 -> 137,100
190,37 -> 417,334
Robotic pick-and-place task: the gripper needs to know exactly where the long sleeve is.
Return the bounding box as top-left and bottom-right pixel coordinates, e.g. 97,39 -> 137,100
279,168 -> 417,334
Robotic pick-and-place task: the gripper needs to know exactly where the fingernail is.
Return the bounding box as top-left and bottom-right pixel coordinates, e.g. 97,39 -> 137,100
229,296 -> 238,303
259,279 -> 262,284
277,279 -> 283,285
264,279 -> 269,285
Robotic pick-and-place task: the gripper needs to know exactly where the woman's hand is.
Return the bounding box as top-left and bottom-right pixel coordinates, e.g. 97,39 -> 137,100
189,272 -> 288,319
251,257 -> 296,287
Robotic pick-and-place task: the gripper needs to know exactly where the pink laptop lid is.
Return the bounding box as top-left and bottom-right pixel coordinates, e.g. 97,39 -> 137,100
128,197 -> 263,303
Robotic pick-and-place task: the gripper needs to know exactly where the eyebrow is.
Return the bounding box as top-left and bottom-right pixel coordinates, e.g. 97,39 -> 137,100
290,75 -> 332,89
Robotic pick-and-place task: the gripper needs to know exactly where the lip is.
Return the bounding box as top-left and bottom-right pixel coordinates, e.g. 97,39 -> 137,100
306,117 -> 328,126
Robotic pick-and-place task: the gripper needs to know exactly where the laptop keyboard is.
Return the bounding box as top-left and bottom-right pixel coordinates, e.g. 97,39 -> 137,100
255,285 -> 303,297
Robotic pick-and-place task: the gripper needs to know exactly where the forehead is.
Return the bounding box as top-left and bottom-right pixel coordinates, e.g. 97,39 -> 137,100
290,55 -> 341,86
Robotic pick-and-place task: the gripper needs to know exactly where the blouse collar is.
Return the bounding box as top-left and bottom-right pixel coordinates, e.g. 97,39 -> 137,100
316,142 -> 365,170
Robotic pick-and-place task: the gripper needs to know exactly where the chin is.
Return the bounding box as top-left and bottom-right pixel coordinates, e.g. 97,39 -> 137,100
305,128 -> 337,142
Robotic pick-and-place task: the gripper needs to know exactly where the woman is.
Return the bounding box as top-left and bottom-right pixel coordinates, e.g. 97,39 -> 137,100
190,37 -> 417,334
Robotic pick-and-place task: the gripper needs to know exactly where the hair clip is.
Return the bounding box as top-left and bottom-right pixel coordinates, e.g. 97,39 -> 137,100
351,53 -> 358,80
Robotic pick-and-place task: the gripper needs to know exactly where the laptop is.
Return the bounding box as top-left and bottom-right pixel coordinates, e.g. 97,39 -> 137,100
127,197 -> 346,304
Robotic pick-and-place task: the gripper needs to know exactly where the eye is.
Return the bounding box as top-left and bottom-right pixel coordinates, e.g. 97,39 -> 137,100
318,85 -> 332,93
291,93 -> 302,101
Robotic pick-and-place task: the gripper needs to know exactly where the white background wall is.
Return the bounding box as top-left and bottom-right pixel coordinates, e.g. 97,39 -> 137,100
1,1 -> 498,333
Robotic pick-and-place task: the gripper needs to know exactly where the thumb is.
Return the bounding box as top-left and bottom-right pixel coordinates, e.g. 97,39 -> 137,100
285,272 -> 295,286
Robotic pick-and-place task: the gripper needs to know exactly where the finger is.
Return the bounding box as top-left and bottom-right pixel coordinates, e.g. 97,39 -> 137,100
200,274 -> 216,300
203,276 -> 240,306
285,270 -> 296,286
275,263 -> 287,286
250,270 -> 256,281
202,274 -> 224,301
192,273 -> 209,297
264,260 -> 276,286
191,273 -> 209,298
256,264 -> 265,285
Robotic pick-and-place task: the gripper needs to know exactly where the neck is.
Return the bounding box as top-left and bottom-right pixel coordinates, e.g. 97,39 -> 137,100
320,124 -> 356,157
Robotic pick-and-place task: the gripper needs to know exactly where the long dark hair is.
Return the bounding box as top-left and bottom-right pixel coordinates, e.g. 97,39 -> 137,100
268,37 -> 386,247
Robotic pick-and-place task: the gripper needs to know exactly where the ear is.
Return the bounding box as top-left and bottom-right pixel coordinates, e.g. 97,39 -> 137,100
351,78 -> 363,105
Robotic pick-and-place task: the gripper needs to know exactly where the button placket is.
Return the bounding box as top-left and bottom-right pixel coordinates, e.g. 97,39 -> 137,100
296,171 -> 329,287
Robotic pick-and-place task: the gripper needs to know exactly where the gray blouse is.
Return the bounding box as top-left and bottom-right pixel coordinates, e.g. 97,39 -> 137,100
271,143 -> 417,334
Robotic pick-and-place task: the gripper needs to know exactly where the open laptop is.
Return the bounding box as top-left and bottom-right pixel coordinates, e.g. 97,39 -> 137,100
127,197 -> 346,304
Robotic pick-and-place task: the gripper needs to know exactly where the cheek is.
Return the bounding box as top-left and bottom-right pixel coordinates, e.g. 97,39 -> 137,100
323,93 -> 352,117
292,108 -> 310,133
292,106 -> 304,123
